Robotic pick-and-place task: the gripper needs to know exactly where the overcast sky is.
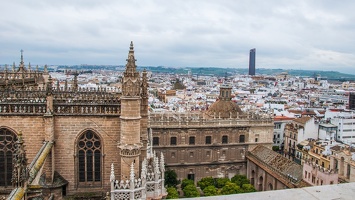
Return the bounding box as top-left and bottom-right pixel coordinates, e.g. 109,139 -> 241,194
1,0 -> 354,74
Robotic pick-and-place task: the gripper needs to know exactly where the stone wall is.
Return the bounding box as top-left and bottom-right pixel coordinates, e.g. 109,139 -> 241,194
54,116 -> 120,194
0,115 -> 120,196
150,120 -> 273,182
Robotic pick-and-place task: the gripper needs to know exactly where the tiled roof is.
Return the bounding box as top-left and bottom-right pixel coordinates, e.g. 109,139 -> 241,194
249,145 -> 303,181
293,116 -> 312,124
274,116 -> 294,121
330,145 -> 341,151
289,110 -> 302,114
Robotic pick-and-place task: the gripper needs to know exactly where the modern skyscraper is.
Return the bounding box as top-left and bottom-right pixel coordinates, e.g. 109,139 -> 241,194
249,48 -> 256,76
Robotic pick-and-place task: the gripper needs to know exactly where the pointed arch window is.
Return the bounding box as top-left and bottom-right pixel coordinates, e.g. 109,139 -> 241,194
0,128 -> 17,187
77,130 -> 102,186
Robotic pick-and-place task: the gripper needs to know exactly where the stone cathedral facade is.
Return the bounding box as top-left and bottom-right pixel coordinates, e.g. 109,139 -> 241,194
149,84 -> 274,182
0,43 -> 166,199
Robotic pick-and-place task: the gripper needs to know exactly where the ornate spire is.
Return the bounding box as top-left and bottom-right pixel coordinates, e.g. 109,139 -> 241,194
160,152 -> 165,173
124,41 -> 138,77
122,41 -> 141,97
64,79 -> 68,91
12,131 -> 28,188
44,64 -> 48,75
130,162 -> 135,181
110,163 -> 115,182
47,75 -> 53,94
18,49 -> 27,73
141,158 -> 147,179
73,71 -> 78,91
141,69 -> 148,98
20,49 -> 24,65
129,41 -> 134,57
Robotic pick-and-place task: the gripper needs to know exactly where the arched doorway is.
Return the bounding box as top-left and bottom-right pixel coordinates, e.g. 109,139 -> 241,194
258,176 -> 263,191
268,183 -> 273,190
0,128 -> 18,187
251,170 -> 255,186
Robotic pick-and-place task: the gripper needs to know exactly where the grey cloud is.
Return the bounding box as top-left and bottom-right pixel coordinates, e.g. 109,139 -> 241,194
0,0 -> 355,73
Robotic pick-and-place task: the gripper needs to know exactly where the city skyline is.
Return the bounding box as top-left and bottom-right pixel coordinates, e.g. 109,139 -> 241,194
1,1 -> 355,74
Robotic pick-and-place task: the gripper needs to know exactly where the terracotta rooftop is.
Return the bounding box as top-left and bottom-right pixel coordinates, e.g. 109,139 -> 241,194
301,110 -> 316,115
317,110 -> 326,114
330,145 -> 342,151
274,116 -> 294,121
293,116 -> 312,124
249,145 -> 303,181
289,110 -> 302,114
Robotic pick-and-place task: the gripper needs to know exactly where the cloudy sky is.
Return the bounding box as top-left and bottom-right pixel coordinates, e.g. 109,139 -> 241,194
1,0 -> 355,74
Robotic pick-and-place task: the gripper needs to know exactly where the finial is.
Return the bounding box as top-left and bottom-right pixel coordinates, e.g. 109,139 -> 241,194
130,162 -> 135,181
20,49 -> 24,65
110,163 -> 115,182
128,41 -> 134,57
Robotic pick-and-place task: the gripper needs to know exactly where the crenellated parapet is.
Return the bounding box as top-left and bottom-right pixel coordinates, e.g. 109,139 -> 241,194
0,86 -> 121,115
148,112 -> 273,128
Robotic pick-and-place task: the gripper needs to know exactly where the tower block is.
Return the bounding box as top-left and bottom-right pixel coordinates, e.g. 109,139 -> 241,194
119,42 -> 143,179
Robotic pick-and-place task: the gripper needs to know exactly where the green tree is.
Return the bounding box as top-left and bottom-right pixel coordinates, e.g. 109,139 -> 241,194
197,177 -> 215,190
203,185 -> 218,196
166,187 -> 179,199
183,184 -> 200,198
272,146 -> 280,151
220,182 -> 242,195
165,169 -> 179,187
241,184 -> 257,193
231,175 -> 250,187
181,179 -> 194,190
215,178 -> 229,188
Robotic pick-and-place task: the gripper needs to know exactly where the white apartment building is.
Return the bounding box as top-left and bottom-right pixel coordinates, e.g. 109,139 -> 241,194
325,109 -> 355,144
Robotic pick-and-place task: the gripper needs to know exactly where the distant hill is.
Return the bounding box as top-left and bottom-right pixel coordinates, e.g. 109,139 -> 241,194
55,65 -> 355,81
139,66 -> 355,81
